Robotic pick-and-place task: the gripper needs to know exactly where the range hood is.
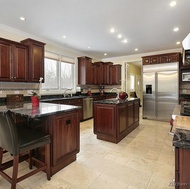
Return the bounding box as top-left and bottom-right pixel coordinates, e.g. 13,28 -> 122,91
182,33 -> 190,50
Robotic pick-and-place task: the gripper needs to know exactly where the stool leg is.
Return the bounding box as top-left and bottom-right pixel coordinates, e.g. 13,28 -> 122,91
45,143 -> 51,180
29,150 -> 33,169
0,147 -> 3,167
12,155 -> 19,189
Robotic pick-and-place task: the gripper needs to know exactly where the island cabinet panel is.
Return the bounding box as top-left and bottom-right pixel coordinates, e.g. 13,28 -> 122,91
175,147 -> 190,189
118,104 -> 127,133
93,98 -> 139,143
127,101 -> 134,128
52,112 -> 79,166
93,104 -> 116,138
38,110 -> 80,176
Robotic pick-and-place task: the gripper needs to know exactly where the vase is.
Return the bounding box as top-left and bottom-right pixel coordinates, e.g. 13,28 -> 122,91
31,96 -> 40,106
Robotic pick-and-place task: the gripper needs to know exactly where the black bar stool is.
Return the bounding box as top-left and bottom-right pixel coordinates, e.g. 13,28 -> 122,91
0,110 -> 51,189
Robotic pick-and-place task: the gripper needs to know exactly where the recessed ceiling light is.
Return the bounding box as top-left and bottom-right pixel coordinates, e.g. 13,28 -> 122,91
88,46 -> 91,49
19,17 -> 26,21
123,39 -> 128,43
176,41 -> 180,45
173,27 -> 179,32
62,35 -> 66,39
118,34 -> 122,39
110,28 -> 115,33
104,53 -> 107,56
135,48 -> 138,51
170,1 -> 176,7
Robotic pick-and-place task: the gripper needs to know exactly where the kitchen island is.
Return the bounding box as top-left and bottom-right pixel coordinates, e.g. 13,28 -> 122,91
93,98 -> 140,143
0,102 -> 81,176
172,103 -> 190,189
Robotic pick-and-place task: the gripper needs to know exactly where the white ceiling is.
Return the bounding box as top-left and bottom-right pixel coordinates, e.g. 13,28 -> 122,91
0,0 -> 189,60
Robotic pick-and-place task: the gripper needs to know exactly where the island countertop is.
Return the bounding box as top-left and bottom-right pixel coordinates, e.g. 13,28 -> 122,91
93,97 -> 138,105
0,102 -> 81,118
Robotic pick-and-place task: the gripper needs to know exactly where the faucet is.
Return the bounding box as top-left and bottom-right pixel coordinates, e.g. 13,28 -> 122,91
110,88 -> 119,99
63,88 -> 72,98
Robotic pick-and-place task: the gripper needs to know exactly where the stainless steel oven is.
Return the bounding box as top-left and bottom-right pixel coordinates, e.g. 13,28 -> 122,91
83,97 -> 93,120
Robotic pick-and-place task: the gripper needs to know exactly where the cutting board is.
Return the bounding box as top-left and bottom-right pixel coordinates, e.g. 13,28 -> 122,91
173,115 -> 190,131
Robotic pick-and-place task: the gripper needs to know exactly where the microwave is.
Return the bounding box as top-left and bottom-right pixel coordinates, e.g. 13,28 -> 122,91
182,72 -> 190,81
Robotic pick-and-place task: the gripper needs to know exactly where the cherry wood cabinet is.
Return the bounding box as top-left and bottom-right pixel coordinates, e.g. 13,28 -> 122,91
78,56 -> 92,85
142,53 -> 181,65
109,64 -> 122,85
142,55 -> 160,65
175,147 -> 190,189
0,38 -> 28,82
160,53 -> 180,63
21,38 -> 45,82
93,62 -> 104,85
93,98 -> 140,143
103,62 -> 113,85
51,111 -> 79,174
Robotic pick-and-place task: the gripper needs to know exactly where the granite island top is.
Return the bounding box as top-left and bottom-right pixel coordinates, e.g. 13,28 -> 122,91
172,103 -> 190,149
93,97 -> 138,105
0,102 -> 81,118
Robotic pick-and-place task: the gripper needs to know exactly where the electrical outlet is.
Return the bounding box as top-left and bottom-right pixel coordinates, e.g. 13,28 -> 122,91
14,91 -> 19,94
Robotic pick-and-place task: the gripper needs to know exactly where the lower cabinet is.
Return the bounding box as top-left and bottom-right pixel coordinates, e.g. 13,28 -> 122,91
50,111 -> 80,174
33,110 -> 80,176
175,147 -> 190,189
93,99 -> 140,143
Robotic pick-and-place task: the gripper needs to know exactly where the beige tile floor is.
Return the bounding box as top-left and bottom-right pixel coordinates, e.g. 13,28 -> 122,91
0,108 -> 175,189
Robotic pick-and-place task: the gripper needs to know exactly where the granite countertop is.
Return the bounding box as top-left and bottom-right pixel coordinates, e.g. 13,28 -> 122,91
173,129 -> 190,149
172,103 -> 190,149
0,102 -> 81,118
93,97 -> 138,105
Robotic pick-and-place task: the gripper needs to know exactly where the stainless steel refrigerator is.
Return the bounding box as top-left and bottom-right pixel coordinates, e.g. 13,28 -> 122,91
143,62 -> 179,121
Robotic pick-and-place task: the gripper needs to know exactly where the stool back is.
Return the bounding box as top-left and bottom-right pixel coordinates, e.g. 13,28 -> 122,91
0,110 -> 19,155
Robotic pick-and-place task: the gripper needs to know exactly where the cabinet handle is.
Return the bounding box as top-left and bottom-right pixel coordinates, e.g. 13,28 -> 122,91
66,119 -> 71,125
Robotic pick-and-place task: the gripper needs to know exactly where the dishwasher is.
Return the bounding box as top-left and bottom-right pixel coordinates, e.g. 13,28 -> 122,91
83,97 -> 93,120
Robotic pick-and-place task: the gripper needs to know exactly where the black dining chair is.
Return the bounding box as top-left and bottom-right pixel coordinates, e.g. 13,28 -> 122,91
0,110 -> 51,189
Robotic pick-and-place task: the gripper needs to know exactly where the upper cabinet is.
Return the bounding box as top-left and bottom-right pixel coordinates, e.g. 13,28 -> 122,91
109,64 -> 121,85
142,53 -> 181,65
103,62 -> 113,85
142,56 -> 160,65
78,56 -> 121,85
21,38 -> 45,82
78,56 -> 92,85
0,38 -> 28,82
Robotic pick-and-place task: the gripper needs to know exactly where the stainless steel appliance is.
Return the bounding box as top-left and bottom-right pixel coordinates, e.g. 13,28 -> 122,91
143,62 -> 179,121
83,97 -> 93,120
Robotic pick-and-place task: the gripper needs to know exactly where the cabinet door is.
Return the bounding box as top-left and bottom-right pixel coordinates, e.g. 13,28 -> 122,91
134,99 -> 139,124
0,40 -> 11,81
127,101 -> 134,128
109,64 -> 121,85
160,53 -> 179,63
12,44 -> 28,81
103,62 -> 113,85
142,56 -> 160,65
52,111 -> 79,166
78,57 -> 92,84
21,39 -> 45,82
92,63 -> 97,84
94,62 -> 104,85
118,104 -> 127,134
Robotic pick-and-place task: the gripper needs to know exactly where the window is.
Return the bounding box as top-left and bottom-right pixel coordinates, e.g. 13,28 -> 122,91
42,52 -> 75,92
130,74 -> 135,91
